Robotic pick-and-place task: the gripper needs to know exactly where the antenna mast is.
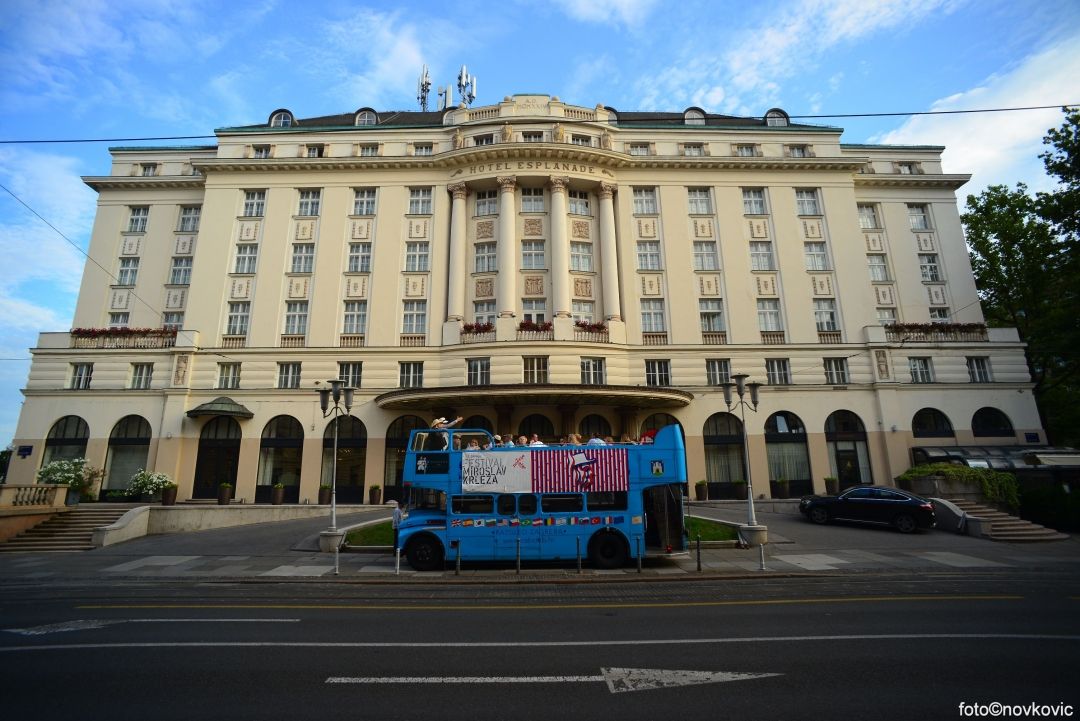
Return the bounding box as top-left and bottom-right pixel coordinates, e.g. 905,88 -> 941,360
417,65 -> 432,112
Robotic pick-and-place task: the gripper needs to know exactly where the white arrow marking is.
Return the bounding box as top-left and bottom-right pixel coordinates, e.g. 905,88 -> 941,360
326,667 -> 781,694
4,619 -> 299,636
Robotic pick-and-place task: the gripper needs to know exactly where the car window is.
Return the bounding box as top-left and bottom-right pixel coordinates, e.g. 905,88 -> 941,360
844,488 -> 874,499
879,490 -> 909,501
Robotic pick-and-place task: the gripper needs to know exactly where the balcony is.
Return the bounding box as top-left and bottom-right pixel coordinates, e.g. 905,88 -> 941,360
339,334 -> 366,347
70,328 -> 177,349
400,334 -> 426,347
817,331 -> 842,344
221,335 -> 246,349
642,332 -> 668,346
461,331 -> 496,344
886,325 -> 989,343
517,330 -> 554,342
760,331 -> 787,345
573,330 -> 610,343
701,331 -> 728,345
280,335 -> 306,348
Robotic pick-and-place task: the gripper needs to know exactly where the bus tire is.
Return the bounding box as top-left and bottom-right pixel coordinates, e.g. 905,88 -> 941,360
588,531 -> 628,569
405,534 -> 445,572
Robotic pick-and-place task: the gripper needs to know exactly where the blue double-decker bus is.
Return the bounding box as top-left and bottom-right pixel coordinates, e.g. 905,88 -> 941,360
397,425 -> 688,571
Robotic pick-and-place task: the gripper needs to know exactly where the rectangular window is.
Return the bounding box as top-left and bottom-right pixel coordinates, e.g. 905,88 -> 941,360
178,206 -> 201,232
877,308 -> 897,325
474,134 -> 494,146
520,187 -> 545,213
640,299 -> 666,332
787,144 -> 810,158
339,361 -> 363,388
706,358 -> 731,386
522,131 -> 543,143
814,299 -> 838,331
521,240 -> 545,270
766,358 -> 791,385
278,362 -> 302,389
580,357 -> 606,385
735,144 -> 757,157
867,254 -> 890,281
967,356 -> 992,383
687,188 -> 712,215
348,242 -> 371,272
242,190 -> 265,217
571,134 -> 592,147
402,300 -> 427,334
542,494 -> 584,513
474,300 -> 496,325
253,145 -> 271,159
291,243 -> 315,273
629,143 -> 650,156
572,300 -> 594,323
108,312 -> 129,328
117,257 -> 139,286
757,299 -> 782,331
522,299 -> 547,323
162,312 -> 183,330
128,206 -> 149,232
896,162 -> 918,175
908,204 -> 931,230
70,363 -> 93,390
405,241 -> 429,272
131,363 -> 153,390
467,358 -> 491,385
699,299 -> 725,332
226,301 -> 250,335
749,241 -> 775,271
795,189 -> 821,215
472,242 -> 497,273
824,358 -> 849,385
297,190 -> 321,217
857,204 -> 880,229
636,241 -> 662,270
645,360 -> 672,387
909,357 -> 934,383
475,190 -> 498,216
683,143 -> 705,157
929,307 -> 951,323
742,188 -> 767,215
413,143 -> 433,156
234,244 -> 257,274
141,163 -> 157,176
919,254 -> 941,281
399,361 -> 424,388
568,190 -> 591,216
570,242 -> 593,272
408,187 -> 433,215
306,144 -> 324,158
524,356 -> 549,384
692,241 -> 719,271
284,301 -> 308,335
342,300 -> 368,334
358,144 -> 379,157
169,257 -> 192,285
632,187 -> 658,215
353,188 -> 376,215
217,363 -> 241,389
804,242 -> 829,271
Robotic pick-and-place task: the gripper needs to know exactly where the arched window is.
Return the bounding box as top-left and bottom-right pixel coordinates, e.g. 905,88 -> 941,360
579,414 -> 612,441
43,415 -> 89,467
703,412 -> 745,492
824,410 -> 871,488
684,108 -> 705,125
257,416 -> 303,503
765,411 -> 811,496
355,109 -> 377,126
463,415 -> 493,432
640,413 -> 680,435
518,414 -> 555,441
972,407 -> 1014,437
323,416 -> 368,502
912,408 -> 954,438
269,110 -> 293,128
384,415 -> 427,502
765,108 -> 789,127
104,415 -> 152,491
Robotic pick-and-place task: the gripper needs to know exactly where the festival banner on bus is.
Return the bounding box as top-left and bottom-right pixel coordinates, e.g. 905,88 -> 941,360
460,449 -> 629,493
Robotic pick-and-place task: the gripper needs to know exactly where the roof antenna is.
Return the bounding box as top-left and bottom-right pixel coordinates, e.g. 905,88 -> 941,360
417,64 -> 432,112
457,65 -> 477,108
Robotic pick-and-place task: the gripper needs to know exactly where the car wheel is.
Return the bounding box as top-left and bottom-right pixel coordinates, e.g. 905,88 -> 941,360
589,532 -> 628,569
405,535 -> 444,571
808,507 -> 829,525
893,514 -> 917,534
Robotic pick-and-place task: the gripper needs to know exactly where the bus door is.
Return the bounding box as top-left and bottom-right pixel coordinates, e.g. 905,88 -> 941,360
448,495 -> 496,560
642,484 -> 686,553
494,493 -> 542,560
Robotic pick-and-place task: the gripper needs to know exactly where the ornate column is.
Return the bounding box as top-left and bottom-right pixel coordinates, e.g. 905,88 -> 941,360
497,176 -> 518,317
548,176 -> 571,318
446,182 -> 468,321
598,182 -> 622,321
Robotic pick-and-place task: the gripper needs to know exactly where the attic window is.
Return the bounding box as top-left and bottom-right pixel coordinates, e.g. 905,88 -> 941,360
684,109 -> 705,125
355,110 -> 377,126
765,109 -> 789,127
270,111 -> 293,128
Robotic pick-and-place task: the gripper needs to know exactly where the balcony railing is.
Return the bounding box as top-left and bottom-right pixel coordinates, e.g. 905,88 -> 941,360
221,335 -> 246,349
461,331 -> 496,344
701,331 -> 728,345
70,332 -> 177,349
517,330 -> 554,341
642,332 -> 669,346
760,331 -> 787,345
886,328 -> 989,342
280,335 -> 306,348
400,334 -> 426,347
817,331 -> 842,344
573,330 -> 610,343
339,334 -> 366,347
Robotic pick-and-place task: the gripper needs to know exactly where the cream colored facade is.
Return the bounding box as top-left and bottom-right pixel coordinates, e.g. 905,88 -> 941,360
9,95 -> 1043,503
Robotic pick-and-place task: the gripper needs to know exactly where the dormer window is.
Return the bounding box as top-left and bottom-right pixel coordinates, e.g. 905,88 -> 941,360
140,163 -> 158,177
270,110 -> 293,128
684,108 -> 705,125
306,144 -> 324,158
765,109 -> 789,127
355,110 -> 377,126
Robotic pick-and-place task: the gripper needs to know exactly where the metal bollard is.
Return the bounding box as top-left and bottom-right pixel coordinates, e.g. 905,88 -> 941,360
516,538 -> 521,575
696,534 -> 702,573
576,537 -> 582,574
455,544 -> 461,576
636,535 -> 642,573
395,547 -> 400,576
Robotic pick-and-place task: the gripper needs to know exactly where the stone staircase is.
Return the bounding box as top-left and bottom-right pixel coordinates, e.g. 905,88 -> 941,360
0,505 -> 136,552
949,499 -> 1070,542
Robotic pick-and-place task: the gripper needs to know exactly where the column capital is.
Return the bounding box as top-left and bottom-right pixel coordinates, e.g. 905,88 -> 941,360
497,175 -> 517,192
548,176 -> 570,193
447,182 -> 468,199
598,182 -> 617,199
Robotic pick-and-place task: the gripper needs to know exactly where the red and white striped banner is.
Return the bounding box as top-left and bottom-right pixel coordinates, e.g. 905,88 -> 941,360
531,448 -> 628,493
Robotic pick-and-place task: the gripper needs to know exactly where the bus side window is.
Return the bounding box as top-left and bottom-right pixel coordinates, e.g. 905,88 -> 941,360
541,494 -> 584,513
451,495 -> 494,514
518,494 -> 538,516
497,495 -> 516,516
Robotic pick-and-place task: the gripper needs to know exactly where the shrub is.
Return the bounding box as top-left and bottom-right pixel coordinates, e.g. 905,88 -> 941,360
37,458 -> 94,489
127,469 -> 174,497
896,463 -> 1019,509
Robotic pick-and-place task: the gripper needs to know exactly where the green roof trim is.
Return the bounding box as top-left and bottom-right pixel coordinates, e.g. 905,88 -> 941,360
108,145 -> 217,152
841,143 -> 945,151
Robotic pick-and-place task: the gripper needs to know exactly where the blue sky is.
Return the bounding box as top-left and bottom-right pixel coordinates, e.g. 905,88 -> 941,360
0,0 -> 1078,446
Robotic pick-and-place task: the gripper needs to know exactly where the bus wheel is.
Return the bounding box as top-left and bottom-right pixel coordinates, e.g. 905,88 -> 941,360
405,535 -> 444,572
588,532 -> 627,569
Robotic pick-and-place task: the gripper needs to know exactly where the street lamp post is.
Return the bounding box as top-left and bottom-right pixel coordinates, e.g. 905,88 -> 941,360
318,379 -> 354,573
722,373 -> 768,570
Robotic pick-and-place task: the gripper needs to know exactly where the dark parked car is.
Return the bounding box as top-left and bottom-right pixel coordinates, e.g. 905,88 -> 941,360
799,485 -> 935,533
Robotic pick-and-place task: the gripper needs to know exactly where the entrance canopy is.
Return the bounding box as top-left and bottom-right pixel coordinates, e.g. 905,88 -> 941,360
186,397 -> 255,419
374,383 -> 694,411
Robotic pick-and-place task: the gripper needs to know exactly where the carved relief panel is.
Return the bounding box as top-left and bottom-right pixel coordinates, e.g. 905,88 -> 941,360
350,219 -> 372,240
475,278 -> 494,298
698,275 -> 721,296
164,289 -> 187,310
875,349 -> 891,380
173,354 -> 190,386
927,284 -> 948,305
230,278 -> 252,300
863,232 -> 884,252
802,218 -> 824,239
110,289 -> 131,310
874,285 -> 896,306
915,233 -> 936,252
747,219 -> 769,239
523,218 -> 543,237
409,219 -> 429,239
345,276 -> 367,298
524,276 -> 545,296
287,278 -> 310,299
811,274 -> 833,296
571,220 -> 590,239
295,219 -> 316,240
238,220 -> 261,242
476,220 -> 495,239
175,236 -> 195,255
693,219 -> 714,239
121,237 -> 141,255
404,276 -> 426,298
636,218 -> 657,239
755,275 -> 778,296
640,275 -> 663,296
573,277 -> 593,298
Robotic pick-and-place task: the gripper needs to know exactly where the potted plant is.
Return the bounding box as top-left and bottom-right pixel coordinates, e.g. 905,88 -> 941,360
127,469 -> 174,503
774,477 -> 790,499
318,483 -> 333,505
270,482 -> 285,505
694,480 -> 707,501
824,476 -> 839,495
161,483 -> 178,506
368,484 -> 382,505
217,482 -> 233,505
36,458 -> 95,506
731,479 -> 748,500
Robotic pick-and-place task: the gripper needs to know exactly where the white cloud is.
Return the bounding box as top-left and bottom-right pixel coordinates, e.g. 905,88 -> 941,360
551,0 -> 659,28
873,35 -> 1080,195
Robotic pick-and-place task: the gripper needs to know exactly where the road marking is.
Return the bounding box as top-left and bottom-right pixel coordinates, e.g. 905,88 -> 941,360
4,619 -> 300,636
102,555 -> 200,573
260,565 -> 336,577
914,552 -> 1008,568
3,633 -> 1077,652
773,554 -> 851,571
326,667 -> 781,694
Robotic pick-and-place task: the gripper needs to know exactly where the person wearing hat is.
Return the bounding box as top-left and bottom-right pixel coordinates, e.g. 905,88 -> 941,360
431,416 -> 463,429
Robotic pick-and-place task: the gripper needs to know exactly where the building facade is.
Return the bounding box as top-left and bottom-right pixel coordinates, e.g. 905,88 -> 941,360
8,94 -> 1043,503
